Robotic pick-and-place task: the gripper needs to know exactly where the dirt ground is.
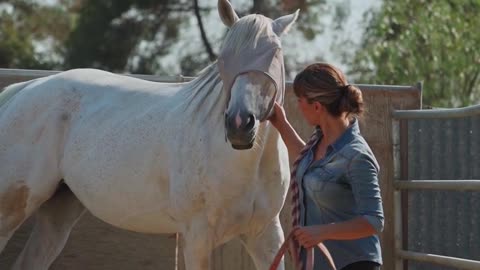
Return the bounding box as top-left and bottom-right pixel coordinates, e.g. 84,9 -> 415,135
0,212 -> 177,270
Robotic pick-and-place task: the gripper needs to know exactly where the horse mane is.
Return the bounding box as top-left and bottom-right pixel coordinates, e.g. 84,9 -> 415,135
181,63 -> 223,120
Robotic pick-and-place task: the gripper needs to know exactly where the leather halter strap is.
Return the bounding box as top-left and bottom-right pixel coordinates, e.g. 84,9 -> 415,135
269,230 -> 336,270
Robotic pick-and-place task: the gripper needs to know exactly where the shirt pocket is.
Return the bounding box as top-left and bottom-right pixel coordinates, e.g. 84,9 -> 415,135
304,167 -> 352,209
303,167 -> 335,194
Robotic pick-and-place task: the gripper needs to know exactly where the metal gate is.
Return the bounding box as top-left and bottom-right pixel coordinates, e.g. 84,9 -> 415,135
392,105 -> 480,269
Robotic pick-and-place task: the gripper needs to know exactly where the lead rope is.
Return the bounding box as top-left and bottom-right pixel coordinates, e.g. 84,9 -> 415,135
268,231 -> 336,270
289,130 -> 319,269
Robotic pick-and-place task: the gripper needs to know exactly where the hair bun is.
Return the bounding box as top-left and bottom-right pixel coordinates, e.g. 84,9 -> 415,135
341,84 -> 364,116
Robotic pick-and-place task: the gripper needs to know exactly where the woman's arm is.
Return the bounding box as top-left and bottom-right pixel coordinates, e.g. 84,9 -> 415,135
293,216 -> 376,248
269,102 -> 306,159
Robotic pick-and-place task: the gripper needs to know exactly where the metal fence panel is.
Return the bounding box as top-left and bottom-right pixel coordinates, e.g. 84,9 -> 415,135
407,115 -> 480,270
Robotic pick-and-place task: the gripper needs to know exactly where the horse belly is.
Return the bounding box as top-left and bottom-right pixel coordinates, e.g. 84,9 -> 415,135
65,174 -> 178,234
92,197 -> 179,234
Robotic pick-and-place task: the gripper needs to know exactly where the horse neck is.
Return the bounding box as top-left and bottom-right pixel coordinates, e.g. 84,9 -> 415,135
179,64 -> 225,122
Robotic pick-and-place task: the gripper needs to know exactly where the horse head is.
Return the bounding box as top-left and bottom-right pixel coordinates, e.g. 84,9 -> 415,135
218,0 -> 298,150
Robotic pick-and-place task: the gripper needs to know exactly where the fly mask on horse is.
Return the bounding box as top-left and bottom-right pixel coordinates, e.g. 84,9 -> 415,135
218,0 -> 292,150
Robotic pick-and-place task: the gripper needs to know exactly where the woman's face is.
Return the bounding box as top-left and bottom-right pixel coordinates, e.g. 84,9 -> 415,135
297,96 -> 320,126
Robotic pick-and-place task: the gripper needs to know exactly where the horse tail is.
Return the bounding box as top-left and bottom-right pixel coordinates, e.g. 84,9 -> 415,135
0,79 -> 39,109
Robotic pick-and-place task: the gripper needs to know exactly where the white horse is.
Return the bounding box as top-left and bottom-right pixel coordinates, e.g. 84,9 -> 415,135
0,1 -> 297,269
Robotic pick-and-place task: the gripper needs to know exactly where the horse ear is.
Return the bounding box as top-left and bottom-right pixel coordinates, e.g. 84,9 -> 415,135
218,0 -> 239,27
272,9 -> 300,36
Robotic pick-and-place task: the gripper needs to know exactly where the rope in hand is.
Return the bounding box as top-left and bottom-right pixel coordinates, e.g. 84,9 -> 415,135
268,229 -> 336,270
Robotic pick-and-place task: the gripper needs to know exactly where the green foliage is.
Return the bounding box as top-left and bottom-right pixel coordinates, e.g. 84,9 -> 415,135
297,0 -> 329,41
346,0 -> 480,107
64,0 -> 188,73
0,1 -> 71,69
0,12 -> 36,68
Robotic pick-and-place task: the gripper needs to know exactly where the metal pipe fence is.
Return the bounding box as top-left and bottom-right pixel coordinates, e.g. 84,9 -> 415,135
392,104 -> 480,270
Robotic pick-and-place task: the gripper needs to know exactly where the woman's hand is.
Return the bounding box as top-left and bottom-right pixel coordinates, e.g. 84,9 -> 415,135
267,102 -> 306,158
293,225 -> 328,249
268,102 -> 287,129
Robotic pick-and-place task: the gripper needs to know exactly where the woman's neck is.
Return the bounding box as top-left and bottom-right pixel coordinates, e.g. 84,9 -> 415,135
318,115 -> 350,146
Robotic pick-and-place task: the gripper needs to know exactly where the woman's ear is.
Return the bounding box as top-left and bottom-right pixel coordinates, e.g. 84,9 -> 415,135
313,101 -> 323,112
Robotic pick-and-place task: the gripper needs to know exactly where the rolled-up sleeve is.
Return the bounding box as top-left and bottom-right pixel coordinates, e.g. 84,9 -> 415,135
347,153 -> 384,232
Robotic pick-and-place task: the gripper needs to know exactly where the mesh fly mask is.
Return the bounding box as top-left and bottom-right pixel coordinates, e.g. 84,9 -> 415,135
218,35 -> 285,121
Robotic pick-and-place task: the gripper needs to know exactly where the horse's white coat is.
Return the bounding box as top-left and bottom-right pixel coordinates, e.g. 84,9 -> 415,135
0,1 -> 298,269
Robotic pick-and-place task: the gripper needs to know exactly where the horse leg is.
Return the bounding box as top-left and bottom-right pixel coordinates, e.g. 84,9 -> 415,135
182,217 -> 214,270
240,216 -> 285,270
0,182 -> 37,253
11,183 -> 85,270
0,233 -> 14,254
0,219 -> 18,253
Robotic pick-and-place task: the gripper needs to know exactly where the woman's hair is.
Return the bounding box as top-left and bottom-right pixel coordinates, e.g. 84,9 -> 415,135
293,63 -> 364,117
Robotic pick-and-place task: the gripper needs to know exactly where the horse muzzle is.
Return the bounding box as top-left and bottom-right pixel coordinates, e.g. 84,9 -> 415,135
225,112 -> 257,150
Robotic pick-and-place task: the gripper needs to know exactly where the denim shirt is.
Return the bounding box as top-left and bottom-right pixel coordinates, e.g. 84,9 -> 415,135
296,119 -> 384,269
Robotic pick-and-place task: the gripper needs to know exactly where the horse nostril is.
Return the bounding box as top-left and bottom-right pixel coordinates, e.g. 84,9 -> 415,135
224,112 -> 229,127
245,114 -> 255,130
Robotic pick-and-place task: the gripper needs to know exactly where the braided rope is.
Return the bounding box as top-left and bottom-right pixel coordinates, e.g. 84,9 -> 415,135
289,129 -> 319,269
269,231 -> 336,270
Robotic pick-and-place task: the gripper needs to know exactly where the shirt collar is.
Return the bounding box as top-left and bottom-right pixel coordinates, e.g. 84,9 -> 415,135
315,118 -> 360,152
331,118 -> 360,151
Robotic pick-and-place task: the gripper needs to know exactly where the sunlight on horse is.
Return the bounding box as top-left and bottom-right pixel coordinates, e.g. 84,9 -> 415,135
0,1 -> 298,269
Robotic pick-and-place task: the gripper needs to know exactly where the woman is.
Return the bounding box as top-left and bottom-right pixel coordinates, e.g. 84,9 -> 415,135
269,63 -> 384,270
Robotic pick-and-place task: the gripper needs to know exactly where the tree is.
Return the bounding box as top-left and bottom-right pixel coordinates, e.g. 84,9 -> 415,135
0,0 -> 71,69
1,0 -> 346,77
343,0 -> 480,107
64,0 -> 191,74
